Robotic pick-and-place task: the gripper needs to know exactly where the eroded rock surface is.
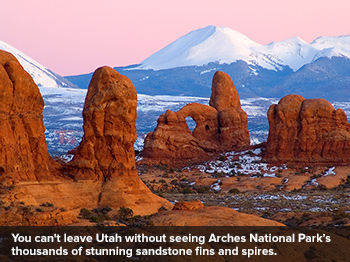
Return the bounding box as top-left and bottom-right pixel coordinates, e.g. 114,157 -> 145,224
65,66 -> 172,214
142,71 -> 250,166
151,206 -> 284,226
265,94 -> 350,163
67,66 -> 138,180
0,50 -> 59,183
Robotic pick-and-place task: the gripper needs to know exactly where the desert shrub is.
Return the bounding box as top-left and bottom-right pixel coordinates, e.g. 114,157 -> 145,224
155,190 -> 164,198
170,179 -> 178,185
196,185 -> 210,193
89,216 -> 105,223
228,188 -> 240,194
261,211 -> 271,219
182,187 -> 192,194
158,206 -> 167,212
299,167 -> 306,174
218,155 -> 227,162
128,215 -> 154,228
159,179 -> 166,184
77,206 -> 113,223
117,207 -> 134,221
21,206 -> 31,213
41,202 -> 55,207
36,208 -> 43,213
158,164 -> 168,170
333,209 -> 348,221
211,171 -> 225,178
93,206 -> 112,215
80,208 -> 93,219
316,184 -> 327,191
304,246 -> 317,260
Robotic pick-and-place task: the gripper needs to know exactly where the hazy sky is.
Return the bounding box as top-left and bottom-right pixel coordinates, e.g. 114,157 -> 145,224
1,0 -> 349,75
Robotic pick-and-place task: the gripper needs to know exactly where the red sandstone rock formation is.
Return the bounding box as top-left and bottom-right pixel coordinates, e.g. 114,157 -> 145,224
0,50 -> 59,183
67,66 -> 138,180
65,66 -> 172,214
142,71 -> 250,166
265,94 -> 350,163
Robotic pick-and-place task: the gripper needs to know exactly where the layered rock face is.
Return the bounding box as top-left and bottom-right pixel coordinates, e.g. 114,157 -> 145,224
66,66 -> 171,214
265,94 -> 350,163
0,50 -> 58,182
142,71 -> 250,166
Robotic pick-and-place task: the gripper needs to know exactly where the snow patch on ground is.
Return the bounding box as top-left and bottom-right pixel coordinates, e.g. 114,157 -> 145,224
195,149 -> 284,177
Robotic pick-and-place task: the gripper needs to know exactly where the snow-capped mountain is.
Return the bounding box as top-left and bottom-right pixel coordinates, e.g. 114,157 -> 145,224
0,40 -> 77,89
139,26 -> 350,71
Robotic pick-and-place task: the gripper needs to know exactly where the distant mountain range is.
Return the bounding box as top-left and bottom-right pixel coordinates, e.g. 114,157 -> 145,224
138,26 -> 350,71
67,26 -> 350,101
0,41 -> 77,89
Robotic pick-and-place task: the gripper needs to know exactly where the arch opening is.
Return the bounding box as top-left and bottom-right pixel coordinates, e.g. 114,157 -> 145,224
185,116 -> 197,134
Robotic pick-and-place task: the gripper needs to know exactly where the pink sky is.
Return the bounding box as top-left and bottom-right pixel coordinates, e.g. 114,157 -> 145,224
1,0 -> 349,75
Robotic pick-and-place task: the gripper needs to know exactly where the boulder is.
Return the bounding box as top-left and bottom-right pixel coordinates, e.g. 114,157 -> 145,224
265,94 -> 350,163
0,50 -> 59,183
142,71 -> 250,166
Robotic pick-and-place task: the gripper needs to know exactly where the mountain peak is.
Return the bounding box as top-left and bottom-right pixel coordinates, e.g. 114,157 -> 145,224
0,40 -> 77,89
139,26 -> 261,70
139,26 -> 350,72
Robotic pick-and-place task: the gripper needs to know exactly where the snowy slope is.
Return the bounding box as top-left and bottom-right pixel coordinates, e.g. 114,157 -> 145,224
139,26 -> 350,71
0,41 -> 77,88
140,26 -> 263,70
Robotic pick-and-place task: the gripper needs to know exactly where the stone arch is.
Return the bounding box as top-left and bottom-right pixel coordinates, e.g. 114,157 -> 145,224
177,103 -> 219,142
